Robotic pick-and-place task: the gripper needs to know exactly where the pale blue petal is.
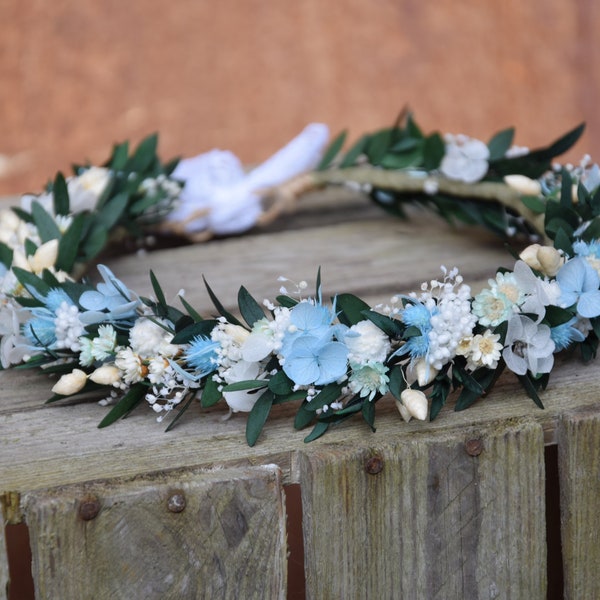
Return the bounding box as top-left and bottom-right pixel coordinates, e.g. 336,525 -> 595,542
577,290 -> 600,318
79,290 -> 107,311
284,355 -> 320,385
314,342 -> 348,385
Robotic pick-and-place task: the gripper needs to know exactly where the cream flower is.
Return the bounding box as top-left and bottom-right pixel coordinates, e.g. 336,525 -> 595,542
467,330 -> 502,370
12,239 -> 59,274
504,174 -> 542,196
89,365 -> 121,385
396,389 -> 429,422
52,369 -> 87,395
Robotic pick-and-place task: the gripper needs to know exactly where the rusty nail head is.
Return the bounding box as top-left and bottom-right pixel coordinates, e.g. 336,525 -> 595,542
465,439 -> 484,457
78,496 -> 101,521
167,492 -> 186,513
365,455 -> 384,475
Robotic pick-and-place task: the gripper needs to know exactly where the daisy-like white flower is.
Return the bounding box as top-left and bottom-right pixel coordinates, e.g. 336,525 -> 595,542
114,347 -> 144,384
91,325 -> 117,360
348,361 -> 389,400
467,330 -> 502,370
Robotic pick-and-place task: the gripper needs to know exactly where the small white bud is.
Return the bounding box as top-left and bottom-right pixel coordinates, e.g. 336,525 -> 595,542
29,239 -> 59,273
400,389 -> 429,421
51,369 -> 88,396
89,365 -> 121,385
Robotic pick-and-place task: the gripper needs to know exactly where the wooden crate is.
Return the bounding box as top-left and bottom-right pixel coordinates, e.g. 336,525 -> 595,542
1,191 -> 599,599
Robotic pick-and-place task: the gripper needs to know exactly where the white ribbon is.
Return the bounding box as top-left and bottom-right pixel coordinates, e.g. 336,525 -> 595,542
167,123 -> 330,235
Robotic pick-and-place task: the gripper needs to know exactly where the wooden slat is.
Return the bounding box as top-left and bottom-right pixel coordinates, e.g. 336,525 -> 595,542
299,419 -> 546,599
2,356 -> 600,521
557,407 -> 600,600
0,521 -> 8,600
23,465 -> 286,600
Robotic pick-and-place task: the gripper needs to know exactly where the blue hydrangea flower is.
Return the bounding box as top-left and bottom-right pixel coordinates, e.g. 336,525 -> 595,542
556,257 -> 600,318
283,335 -> 348,386
184,335 -> 219,376
550,318 -> 586,351
79,265 -> 140,324
279,299 -> 342,361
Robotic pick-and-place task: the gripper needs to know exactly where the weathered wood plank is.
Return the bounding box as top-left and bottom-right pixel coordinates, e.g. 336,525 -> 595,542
299,419 -> 546,599
23,465 -> 286,600
557,407 -> 600,600
2,355 -> 600,521
0,520 -> 8,600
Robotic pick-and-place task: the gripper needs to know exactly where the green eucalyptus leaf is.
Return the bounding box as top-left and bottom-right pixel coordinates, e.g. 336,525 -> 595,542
517,374 -> 545,409
294,401 -> 315,430
306,383 -> 343,412
0,242 -> 13,269
98,384 -> 146,428
388,364 -> 407,401
364,310 -> 404,338
429,376 -> 451,420
171,320 -> 216,344
268,370 -> 294,396
275,294 -> 298,309
149,270 -> 167,308
52,172 -> 70,216
12,266 -> 51,298
340,134 -> 368,168
238,286 -> 266,327
24,238 -> 38,257
200,375 -> 222,408
222,380 -> 268,392
97,192 -> 129,228
317,130 -> 347,171
127,133 -> 158,172
110,141 -> 130,170
531,122 -> 585,162
31,201 -> 61,243
553,227 -> 573,255
366,129 -> 393,165
246,390 -> 274,446
56,213 -> 86,272
361,399 -> 376,432
82,226 -> 108,261
164,394 -> 195,432
380,147 -> 423,170
335,293 -> 371,326
11,207 -> 33,224
423,133 -> 445,171
179,294 -> 204,322
581,217 -> 600,242
203,276 -> 244,327
520,195 -> 546,214
487,127 -> 515,161
304,420 -> 329,443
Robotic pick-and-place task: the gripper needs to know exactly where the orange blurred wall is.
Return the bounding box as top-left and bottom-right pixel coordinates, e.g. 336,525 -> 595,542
1,0 -> 599,195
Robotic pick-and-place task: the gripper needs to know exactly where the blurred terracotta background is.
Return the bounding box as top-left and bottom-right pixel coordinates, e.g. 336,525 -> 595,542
1,0 -> 599,196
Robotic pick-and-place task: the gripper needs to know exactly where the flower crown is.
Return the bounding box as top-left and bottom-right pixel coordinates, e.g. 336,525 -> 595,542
1,113 -> 597,446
